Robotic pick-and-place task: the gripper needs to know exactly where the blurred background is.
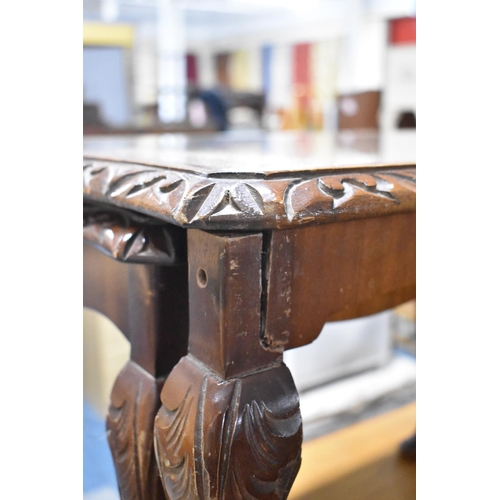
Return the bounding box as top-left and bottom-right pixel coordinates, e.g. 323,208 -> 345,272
83,0 -> 416,136
83,1 -> 416,499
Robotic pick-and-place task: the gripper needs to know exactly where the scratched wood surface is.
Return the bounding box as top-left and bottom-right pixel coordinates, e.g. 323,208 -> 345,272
264,212 -> 416,349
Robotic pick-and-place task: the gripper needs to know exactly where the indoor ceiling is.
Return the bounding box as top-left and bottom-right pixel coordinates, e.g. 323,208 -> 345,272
83,0 -> 415,41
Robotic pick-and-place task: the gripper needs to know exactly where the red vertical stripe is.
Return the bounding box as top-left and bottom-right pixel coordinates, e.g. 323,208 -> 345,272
186,53 -> 198,85
293,43 -> 311,111
293,43 -> 310,86
389,17 -> 416,45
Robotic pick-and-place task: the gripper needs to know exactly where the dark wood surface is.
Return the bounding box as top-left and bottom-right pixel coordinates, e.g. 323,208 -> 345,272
266,211 -> 416,349
83,130 -> 415,230
83,130 -> 416,499
83,230 -> 189,500
154,231 -> 302,499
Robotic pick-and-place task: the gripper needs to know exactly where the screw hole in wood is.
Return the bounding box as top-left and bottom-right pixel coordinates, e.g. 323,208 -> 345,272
197,268 -> 208,288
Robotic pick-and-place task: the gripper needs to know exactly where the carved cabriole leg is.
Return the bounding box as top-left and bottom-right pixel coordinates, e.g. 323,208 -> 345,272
105,262 -> 189,500
107,361 -> 165,500
154,230 -> 303,500
155,356 -> 301,500
83,206 -> 190,500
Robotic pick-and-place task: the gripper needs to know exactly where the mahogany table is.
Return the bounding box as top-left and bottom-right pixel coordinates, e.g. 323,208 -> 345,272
83,130 -> 416,500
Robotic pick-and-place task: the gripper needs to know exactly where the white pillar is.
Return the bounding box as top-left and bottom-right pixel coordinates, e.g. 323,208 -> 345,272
157,0 -> 186,123
100,0 -> 119,22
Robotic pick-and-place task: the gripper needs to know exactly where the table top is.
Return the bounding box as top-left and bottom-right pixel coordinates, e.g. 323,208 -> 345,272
83,130 -> 416,230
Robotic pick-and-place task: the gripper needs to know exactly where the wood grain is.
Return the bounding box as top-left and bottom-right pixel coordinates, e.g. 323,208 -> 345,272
187,230 -> 278,378
154,230 -> 303,499
264,212 -> 416,349
84,215 -> 190,500
83,242 -> 189,374
83,244 -> 131,341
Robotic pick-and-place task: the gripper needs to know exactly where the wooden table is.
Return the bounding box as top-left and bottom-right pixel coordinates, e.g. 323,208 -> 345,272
83,130 -> 416,500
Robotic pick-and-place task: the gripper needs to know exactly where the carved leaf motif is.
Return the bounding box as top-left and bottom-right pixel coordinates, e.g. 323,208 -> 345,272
153,178 -> 188,219
159,179 -> 184,194
284,178 -> 332,222
106,363 -> 165,500
229,400 -> 302,500
194,376 -> 212,499
83,203 -> 183,264
84,158 -> 415,229
232,183 -> 264,216
106,170 -> 166,198
83,163 -> 114,195
317,173 -> 398,209
155,178 -> 186,211
155,389 -> 196,500
107,397 -> 136,498
185,183 -> 217,223
192,183 -> 231,221
187,182 -> 264,223
154,358 -> 302,500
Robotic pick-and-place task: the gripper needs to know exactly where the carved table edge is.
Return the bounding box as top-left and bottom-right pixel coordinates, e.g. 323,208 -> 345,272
83,158 -> 416,230
83,202 -> 186,265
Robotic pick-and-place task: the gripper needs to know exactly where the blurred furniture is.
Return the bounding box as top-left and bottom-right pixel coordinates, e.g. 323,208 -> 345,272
83,131 -> 415,499
338,90 -> 381,130
381,17 -> 416,133
215,53 -> 231,86
83,103 -> 111,135
83,101 -> 216,136
84,87 -> 266,135
218,88 -> 265,122
187,87 -> 266,130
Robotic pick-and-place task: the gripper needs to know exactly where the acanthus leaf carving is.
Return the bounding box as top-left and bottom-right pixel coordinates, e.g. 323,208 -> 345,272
154,355 -> 302,500
154,387 -> 195,500
106,361 -> 166,500
83,159 -> 416,230
186,182 -> 265,223
83,202 -> 186,264
104,170 -> 162,198
317,173 -> 398,209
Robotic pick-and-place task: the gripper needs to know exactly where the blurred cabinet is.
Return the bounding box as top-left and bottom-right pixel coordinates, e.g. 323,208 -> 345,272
338,91 -> 381,130
381,18 -> 416,132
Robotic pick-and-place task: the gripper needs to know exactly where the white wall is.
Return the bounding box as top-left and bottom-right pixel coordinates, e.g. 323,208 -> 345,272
337,17 -> 388,94
133,22 -> 158,106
